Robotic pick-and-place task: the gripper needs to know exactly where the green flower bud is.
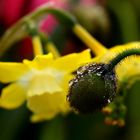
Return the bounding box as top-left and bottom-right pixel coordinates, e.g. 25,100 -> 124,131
67,63 -> 117,113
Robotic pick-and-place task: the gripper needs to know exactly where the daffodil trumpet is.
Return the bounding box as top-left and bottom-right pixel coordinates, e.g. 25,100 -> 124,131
0,4 -> 105,57
68,48 -> 140,114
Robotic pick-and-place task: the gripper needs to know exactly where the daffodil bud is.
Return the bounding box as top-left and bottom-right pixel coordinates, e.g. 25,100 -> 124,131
67,63 -> 117,113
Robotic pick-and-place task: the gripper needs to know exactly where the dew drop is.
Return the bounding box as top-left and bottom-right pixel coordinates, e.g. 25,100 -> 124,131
69,80 -> 74,87
97,67 -> 101,70
77,70 -> 82,75
107,99 -> 111,103
66,95 -> 70,101
97,73 -> 101,76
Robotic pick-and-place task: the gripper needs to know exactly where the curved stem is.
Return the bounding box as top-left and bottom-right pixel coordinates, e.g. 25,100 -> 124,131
27,21 -> 43,56
32,36 -> 43,55
73,24 -> 107,56
39,32 -> 60,58
45,42 -> 60,58
108,48 -> 140,71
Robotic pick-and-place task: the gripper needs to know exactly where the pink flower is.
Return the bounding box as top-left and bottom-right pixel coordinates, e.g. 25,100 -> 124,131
28,0 -> 66,11
0,0 -> 66,29
39,0 -> 67,33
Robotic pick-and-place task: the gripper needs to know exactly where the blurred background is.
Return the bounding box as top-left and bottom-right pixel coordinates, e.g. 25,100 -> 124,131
0,0 -> 140,140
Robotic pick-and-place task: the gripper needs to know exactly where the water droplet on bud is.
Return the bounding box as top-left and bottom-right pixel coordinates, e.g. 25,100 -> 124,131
67,63 -> 117,113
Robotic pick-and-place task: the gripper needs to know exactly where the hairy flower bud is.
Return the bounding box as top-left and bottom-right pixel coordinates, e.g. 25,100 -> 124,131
67,63 -> 117,113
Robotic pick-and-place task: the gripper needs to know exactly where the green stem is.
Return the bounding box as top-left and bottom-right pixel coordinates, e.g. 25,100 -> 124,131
30,5 -> 77,28
108,48 -> 140,71
26,21 -> 39,37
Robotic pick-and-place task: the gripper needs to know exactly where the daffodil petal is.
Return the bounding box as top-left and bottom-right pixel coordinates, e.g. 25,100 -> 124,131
100,42 -> 140,63
0,83 -> 26,109
57,74 -> 72,113
30,113 -> 56,122
27,92 -> 68,122
23,53 -> 53,70
60,74 -> 73,92
0,62 -> 28,83
27,74 -> 62,97
50,49 -> 92,73
116,57 -> 140,81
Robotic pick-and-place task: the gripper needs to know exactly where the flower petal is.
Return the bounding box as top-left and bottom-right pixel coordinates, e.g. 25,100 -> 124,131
60,74 -> 73,92
116,57 -> 140,81
27,74 -> 62,97
30,113 -> 56,122
0,62 -> 28,83
100,42 -> 140,63
23,53 -> 53,70
0,82 -> 26,109
51,49 -> 92,73
27,92 -> 69,122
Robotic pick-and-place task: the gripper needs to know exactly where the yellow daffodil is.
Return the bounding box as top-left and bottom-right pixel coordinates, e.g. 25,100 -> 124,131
0,5 -> 139,126
0,49 -> 91,122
